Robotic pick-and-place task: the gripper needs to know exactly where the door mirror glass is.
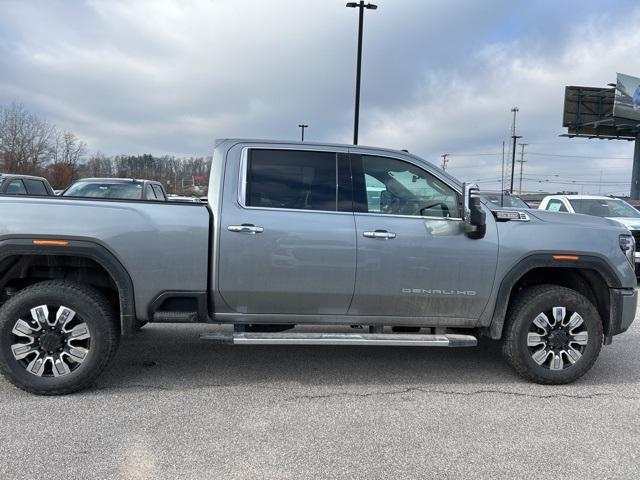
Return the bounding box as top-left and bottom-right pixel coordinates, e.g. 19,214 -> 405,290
463,183 -> 486,239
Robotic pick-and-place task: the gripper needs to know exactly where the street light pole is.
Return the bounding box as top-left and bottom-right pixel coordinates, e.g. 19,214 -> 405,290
298,124 -> 308,142
509,107 -> 521,193
346,1 -> 377,145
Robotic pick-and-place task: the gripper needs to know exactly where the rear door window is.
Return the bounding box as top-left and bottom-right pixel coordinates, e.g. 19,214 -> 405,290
152,184 -> 166,201
145,184 -> 158,200
24,179 -> 48,195
245,149 -> 338,212
5,179 -> 27,195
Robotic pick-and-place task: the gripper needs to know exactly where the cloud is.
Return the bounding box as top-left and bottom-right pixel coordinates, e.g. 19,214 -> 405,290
360,6 -> 640,194
1,0 -> 640,193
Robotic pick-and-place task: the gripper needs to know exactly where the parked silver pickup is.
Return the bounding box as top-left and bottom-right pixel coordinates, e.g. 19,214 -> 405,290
0,139 -> 637,394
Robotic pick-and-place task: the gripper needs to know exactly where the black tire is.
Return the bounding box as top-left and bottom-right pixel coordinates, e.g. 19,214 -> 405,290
0,280 -> 119,395
503,284 -> 603,385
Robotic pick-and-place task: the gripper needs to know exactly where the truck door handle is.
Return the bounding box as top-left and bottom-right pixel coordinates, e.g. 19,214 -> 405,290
363,230 -> 396,239
227,224 -> 264,234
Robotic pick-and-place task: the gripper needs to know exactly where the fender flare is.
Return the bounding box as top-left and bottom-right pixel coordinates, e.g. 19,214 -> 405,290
0,238 -> 136,335
488,253 -> 622,339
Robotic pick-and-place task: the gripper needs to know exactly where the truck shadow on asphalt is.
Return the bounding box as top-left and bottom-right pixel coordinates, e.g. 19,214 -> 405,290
90,323 -> 640,392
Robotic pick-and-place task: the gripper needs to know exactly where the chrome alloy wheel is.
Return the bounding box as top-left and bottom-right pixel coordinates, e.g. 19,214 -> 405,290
527,306 -> 589,371
10,305 -> 90,377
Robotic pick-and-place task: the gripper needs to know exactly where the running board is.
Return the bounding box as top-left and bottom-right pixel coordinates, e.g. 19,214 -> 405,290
199,332 -> 477,347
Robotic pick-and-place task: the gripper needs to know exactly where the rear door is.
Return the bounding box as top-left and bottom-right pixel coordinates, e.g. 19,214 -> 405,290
348,151 -> 499,320
144,183 -> 158,200
152,184 -> 167,201
23,179 -> 49,196
218,146 -> 357,315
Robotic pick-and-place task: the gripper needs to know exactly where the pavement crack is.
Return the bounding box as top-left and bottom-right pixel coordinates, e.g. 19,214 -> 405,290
288,387 -> 640,402
90,382 -> 279,394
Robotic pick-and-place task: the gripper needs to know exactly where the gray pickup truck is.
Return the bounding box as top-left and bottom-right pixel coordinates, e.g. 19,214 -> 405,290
0,139 -> 637,394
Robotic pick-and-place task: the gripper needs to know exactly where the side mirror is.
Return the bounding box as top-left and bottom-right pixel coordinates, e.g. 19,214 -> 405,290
463,183 -> 486,239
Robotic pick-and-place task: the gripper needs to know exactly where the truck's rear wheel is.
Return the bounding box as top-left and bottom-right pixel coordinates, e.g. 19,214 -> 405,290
503,284 -> 602,384
0,280 -> 119,395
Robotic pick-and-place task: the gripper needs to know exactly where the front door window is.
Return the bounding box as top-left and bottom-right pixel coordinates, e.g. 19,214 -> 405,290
361,156 -> 460,218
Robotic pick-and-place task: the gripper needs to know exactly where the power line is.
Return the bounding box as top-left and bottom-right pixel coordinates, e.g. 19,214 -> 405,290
526,152 -> 632,159
448,153 -> 502,157
444,151 -> 632,160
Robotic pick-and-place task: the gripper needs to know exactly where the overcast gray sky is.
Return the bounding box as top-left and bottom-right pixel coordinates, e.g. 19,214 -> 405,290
2,0 -> 640,194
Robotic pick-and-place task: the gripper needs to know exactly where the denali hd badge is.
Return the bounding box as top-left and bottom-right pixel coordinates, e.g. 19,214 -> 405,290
402,288 -> 477,296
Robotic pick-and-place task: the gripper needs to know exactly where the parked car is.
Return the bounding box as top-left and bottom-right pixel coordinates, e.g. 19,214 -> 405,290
539,194 -> 640,272
62,178 -> 168,201
0,139 -> 636,394
480,190 -> 529,208
0,174 -> 55,196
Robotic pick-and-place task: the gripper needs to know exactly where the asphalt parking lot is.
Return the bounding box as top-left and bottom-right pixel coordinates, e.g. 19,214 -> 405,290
1,311 -> 639,480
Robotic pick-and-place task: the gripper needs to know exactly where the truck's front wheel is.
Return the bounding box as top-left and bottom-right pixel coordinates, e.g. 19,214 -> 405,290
503,284 -> 603,384
0,280 -> 119,395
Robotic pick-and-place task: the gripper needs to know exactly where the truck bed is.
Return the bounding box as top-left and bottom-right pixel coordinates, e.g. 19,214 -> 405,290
0,196 -> 211,320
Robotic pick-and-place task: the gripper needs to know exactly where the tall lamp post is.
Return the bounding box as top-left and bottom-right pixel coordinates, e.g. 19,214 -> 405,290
509,107 -> 521,193
346,1 -> 377,145
298,124 -> 308,142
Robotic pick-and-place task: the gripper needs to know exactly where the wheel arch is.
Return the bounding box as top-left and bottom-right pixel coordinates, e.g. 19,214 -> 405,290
488,254 -> 621,340
0,239 -> 136,336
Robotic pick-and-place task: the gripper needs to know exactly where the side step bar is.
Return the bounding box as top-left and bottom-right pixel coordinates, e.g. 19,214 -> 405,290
200,332 -> 477,347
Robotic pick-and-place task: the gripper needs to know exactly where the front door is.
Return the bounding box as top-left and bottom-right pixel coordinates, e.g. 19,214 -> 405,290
218,147 -> 357,315
348,152 -> 498,321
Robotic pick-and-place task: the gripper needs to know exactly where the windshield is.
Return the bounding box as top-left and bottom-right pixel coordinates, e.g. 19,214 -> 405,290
569,198 -> 640,218
481,192 -> 529,208
63,182 -> 143,200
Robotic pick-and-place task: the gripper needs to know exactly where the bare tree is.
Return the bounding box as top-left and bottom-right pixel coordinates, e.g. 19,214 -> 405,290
1,100 -> 216,195
0,102 -> 56,174
85,152 -> 114,177
55,131 -> 87,169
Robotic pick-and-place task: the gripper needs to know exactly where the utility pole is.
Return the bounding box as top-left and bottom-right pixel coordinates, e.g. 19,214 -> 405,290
298,124 -> 308,142
346,1 -> 378,145
517,143 -> 527,194
632,134 -> 640,199
598,169 -> 603,194
440,153 -> 450,171
510,107 -> 522,193
500,141 -> 505,206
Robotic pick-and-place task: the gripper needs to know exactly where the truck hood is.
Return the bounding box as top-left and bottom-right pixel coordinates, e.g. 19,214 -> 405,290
525,209 -> 627,230
605,217 -> 640,231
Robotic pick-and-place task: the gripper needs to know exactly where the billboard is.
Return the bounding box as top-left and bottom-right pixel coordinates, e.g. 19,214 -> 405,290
562,85 -> 620,138
614,73 -> 640,122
